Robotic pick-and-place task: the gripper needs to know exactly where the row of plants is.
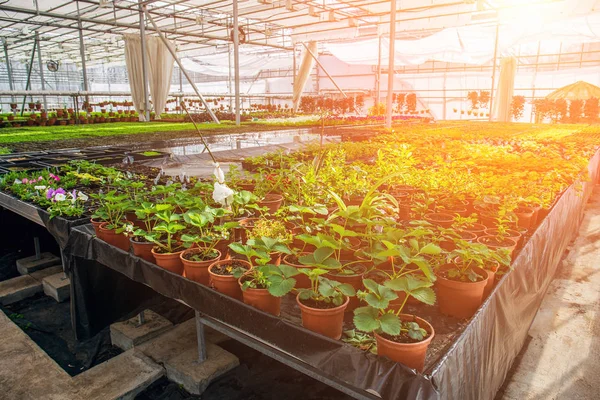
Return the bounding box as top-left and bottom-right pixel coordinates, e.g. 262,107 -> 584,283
1,122 -> 598,371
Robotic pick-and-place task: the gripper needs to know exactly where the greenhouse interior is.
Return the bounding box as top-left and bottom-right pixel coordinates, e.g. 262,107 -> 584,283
0,0 -> 599,399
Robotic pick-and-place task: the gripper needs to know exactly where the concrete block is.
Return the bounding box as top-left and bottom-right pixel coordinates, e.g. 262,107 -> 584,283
74,351 -> 164,400
0,275 -> 42,305
42,273 -> 70,303
16,252 -> 60,275
164,342 -> 239,395
30,265 -> 63,282
110,310 -> 173,351
137,318 -> 238,395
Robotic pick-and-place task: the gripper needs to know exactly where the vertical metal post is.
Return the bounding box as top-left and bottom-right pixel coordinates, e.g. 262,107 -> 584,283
488,23 -> 500,122
376,35 -> 382,105
33,237 -> 41,261
233,0 -> 241,126
137,311 -> 146,326
4,43 -> 14,102
35,32 -> 47,111
530,41 -> 541,123
76,1 -> 90,112
292,45 -> 297,89
139,1 -> 151,122
21,40 -> 37,116
385,0 -> 397,129
228,43 -> 233,112
195,311 -> 207,363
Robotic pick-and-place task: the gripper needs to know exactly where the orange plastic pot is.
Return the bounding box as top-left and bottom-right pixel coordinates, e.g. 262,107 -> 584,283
208,259 -> 251,300
240,280 -> 281,316
477,235 -> 518,258
151,247 -> 184,275
435,265 -> 487,319
91,218 -> 104,239
375,314 -> 435,372
515,206 -> 535,230
180,248 -> 222,285
130,238 -> 154,262
98,222 -> 131,252
297,294 -> 349,340
257,193 -> 284,214
483,268 -> 496,298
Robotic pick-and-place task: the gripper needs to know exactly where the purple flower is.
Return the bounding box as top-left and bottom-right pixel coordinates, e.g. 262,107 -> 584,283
46,188 -> 55,199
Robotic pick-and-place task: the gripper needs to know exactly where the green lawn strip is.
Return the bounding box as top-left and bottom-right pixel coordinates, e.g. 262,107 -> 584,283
0,146 -> 10,154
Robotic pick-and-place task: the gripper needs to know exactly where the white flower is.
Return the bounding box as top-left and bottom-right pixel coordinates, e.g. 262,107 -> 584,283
13,179 -> 22,185
34,185 -> 47,190
77,191 -> 89,201
54,193 -> 66,202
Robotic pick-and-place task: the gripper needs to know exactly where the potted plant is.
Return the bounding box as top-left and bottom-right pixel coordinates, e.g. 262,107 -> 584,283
145,206 -> 186,274
92,191 -> 132,251
353,276 -> 435,371
296,267 -> 356,339
437,241 -> 508,318
233,259 -> 299,316
178,208 -> 229,284
208,256 -> 251,300
129,202 -> 158,262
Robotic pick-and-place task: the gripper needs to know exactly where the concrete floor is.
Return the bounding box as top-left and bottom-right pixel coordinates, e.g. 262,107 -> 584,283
497,187 -> 600,400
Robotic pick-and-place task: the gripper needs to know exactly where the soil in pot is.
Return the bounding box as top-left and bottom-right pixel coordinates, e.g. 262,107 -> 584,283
463,223 -> 487,237
375,314 -> 435,372
257,193 -> 284,214
130,236 -> 154,262
209,260 -> 250,300
181,248 -> 222,285
98,222 -> 131,252
239,275 -> 281,316
435,264 -> 488,319
424,212 -> 454,228
296,294 -> 349,340
151,247 -> 185,275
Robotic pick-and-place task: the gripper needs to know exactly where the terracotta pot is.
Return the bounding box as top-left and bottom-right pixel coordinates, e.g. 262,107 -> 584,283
477,235 -> 518,257
297,294 -> 349,340
258,193 -> 284,214
208,259 -> 251,300
240,277 -> 281,316
464,223 -> 487,237
424,212 -> 454,228
180,248 -> 221,285
435,264 -> 488,319
91,218 -> 104,238
515,206 -> 535,230
326,264 -> 366,312
483,228 -> 522,248
238,182 -> 255,192
283,253 -> 311,288
375,314 -> 435,372
151,247 -> 184,275
339,236 -> 362,259
483,268 -> 496,298
238,217 -> 259,243
98,222 -> 131,252
130,238 -> 154,262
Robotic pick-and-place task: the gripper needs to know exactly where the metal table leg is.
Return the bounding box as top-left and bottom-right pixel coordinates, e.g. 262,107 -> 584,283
195,311 -> 207,363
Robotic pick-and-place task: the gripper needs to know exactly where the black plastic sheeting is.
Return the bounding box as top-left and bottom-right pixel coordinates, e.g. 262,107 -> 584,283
63,149 -> 600,400
0,192 -> 88,249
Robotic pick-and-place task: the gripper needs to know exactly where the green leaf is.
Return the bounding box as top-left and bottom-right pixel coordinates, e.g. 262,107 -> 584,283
313,247 -> 335,264
420,243 -> 442,255
353,308 -> 380,332
337,283 -> 356,297
362,279 -> 380,295
410,287 -> 436,305
379,313 -> 401,336
279,264 -> 300,278
228,242 -> 248,255
268,277 -> 296,297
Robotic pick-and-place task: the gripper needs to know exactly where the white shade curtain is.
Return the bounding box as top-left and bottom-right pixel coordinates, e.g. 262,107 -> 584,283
493,57 -> 517,122
123,34 -> 175,120
293,41 -> 318,112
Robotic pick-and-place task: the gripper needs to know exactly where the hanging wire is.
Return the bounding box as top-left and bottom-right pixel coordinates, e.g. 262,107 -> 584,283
180,101 -> 218,164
